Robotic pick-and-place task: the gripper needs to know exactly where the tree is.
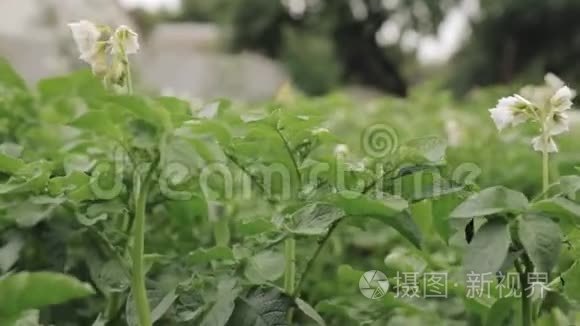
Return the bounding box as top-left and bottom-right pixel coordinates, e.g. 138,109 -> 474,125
450,0 -> 580,94
179,0 -> 457,96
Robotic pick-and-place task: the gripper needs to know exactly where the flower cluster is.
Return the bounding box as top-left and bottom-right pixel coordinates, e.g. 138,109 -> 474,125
489,74 -> 575,153
68,20 -> 139,90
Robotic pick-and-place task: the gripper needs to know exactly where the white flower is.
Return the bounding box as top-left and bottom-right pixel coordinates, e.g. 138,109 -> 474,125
334,144 -> 348,155
546,111 -> 569,135
489,95 -> 531,130
531,136 -> 558,153
68,20 -> 101,63
112,25 -> 139,55
550,86 -> 573,111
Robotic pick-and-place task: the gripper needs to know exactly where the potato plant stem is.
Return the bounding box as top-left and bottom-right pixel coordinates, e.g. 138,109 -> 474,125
515,258 -> 532,326
131,175 -> 152,326
284,237 -> 296,294
542,148 -> 549,198
285,237 -> 296,323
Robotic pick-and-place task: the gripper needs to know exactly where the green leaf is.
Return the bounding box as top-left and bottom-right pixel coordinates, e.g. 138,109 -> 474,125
400,136 -> 447,164
530,197 -> 580,226
0,272 -> 94,318
485,297 -> 517,326
151,289 -> 178,323
295,298 -> 326,326
287,203 -> 344,236
0,153 -> 24,174
431,194 -> 464,243
0,162 -> 52,195
244,251 -> 285,284
0,234 -> 24,273
3,196 -> 64,227
559,175 -> 580,199
451,186 -> 528,218
326,192 -> 422,247
237,219 -> 275,236
188,247 -> 234,265
327,192 -> 408,217
201,280 -> 238,326
0,58 -> 26,90
227,286 -> 292,326
563,261 -> 580,303
518,214 -> 562,273
463,219 -> 511,275
70,110 -> 122,140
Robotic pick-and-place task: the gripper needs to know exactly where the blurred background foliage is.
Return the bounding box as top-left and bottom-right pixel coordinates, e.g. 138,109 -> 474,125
126,0 -> 580,96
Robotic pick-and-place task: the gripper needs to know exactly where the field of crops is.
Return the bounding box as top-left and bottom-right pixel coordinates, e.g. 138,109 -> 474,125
1,21 -> 580,326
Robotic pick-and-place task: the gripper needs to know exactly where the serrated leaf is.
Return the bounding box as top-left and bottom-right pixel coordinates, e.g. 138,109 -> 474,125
227,286 -> 292,326
287,203 -> 344,236
451,186 -> 528,218
0,272 -> 94,318
518,214 -> 562,273
464,219 -> 510,275
296,298 -> 326,326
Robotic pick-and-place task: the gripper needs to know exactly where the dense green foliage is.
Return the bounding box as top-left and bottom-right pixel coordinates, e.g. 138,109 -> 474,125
1,56 -> 580,326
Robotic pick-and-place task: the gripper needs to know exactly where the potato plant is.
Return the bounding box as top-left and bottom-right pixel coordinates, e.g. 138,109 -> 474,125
0,22 -> 579,326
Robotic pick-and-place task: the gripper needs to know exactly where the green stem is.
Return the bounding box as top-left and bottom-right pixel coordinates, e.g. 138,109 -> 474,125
214,217 -> 230,247
125,53 -> 134,95
542,147 -> 549,198
284,237 -> 296,294
294,220 -> 340,298
104,293 -> 120,322
131,174 -> 153,326
515,258 -> 533,326
284,237 -> 296,323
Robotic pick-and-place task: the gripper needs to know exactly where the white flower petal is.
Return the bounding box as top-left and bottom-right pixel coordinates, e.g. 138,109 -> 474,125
545,72 -> 565,90
531,136 -> 558,153
546,112 -> 569,136
489,95 -> 531,130
68,20 -> 101,63
489,106 -> 513,130
112,25 -> 140,55
551,86 -> 573,111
